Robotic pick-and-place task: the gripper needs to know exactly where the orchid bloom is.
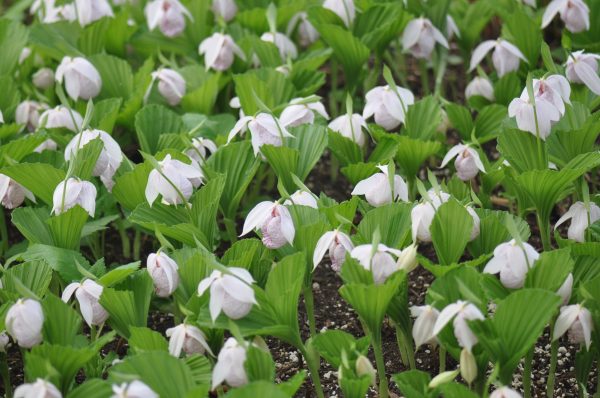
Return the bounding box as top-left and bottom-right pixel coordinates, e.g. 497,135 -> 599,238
14,379 -> 62,398
211,337 -> 249,389
433,300 -> 485,352
350,243 -> 416,284
465,77 -> 494,101
328,113 -> 369,146
241,201 -> 295,248
52,178 -> 97,217
483,239 -> 539,289
411,305 -> 440,349
228,113 -> 293,156
186,137 -> 218,164
351,165 -> 409,207
565,51 -> 600,95
150,68 -> 186,106
145,0 -> 192,38
39,105 -> 83,132
490,387 -> 523,398
5,299 -> 44,348
16,100 -> 48,131
363,85 -> 414,130
313,229 -> 354,271
110,381 -> 158,398
287,12 -> 319,46
260,32 -> 298,61
542,0 -> 589,33
198,268 -> 257,321
553,304 -> 593,349
0,174 -> 35,209
75,0 -> 114,27
323,0 -> 355,28
279,97 -> 329,128
212,0 -> 237,22
284,190 -> 318,208
555,201 -> 600,243
440,144 -> 485,181
56,56 -> 102,100
146,251 -> 179,297
166,323 -> 213,357
62,279 -> 109,327
402,17 -> 449,60
145,154 -> 203,206
469,39 -> 527,77
508,87 -> 562,140
199,33 -> 245,71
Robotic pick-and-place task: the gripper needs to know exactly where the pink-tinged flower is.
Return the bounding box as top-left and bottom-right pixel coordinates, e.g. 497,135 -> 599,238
52,178 -> 97,217
554,201 -> 600,243
328,114 -> 369,146
39,105 -> 83,132
211,337 -> 248,389
5,298 -> 44,348
32,67 -> 55,90
145,154 -> 203,206
363,85 -> 414,130
199,33 -> 245,71
553,304 -> 593,349
16,100 -> 47,131
150,68 -> 186,106
212,0 -> 237,22
241,201 -> 295,248
146,251 -> 179,297
284,190 -> 318,208
145,0 -> 192,38
440,144 -> 485,181
166,323 -> 213,357
287,12 -> 319,47
508,89 -> 562,139
279,97 -> 329,128
0,174 -> 35,209
557,273 -> 573,305
469,39 -> 527,77
260,32 -> 298,61
411,305 -> 440,349
14,379 -> 62,398
542,0 -> 589,33
323,0 -> 355,28
75,0 -> 114,26
566,51 -> 600,95
111,381 -> 158,398
56,56 -> 102,100
483,239 -> 539,289
350,243 -> 406,285
490,387 -> 523,398
433,300 -> 485,352
313,230 -> 354,271
402,17 -> 449,60
351,165 -> 409,207
228,113 -> 293,156
62,279 -> 109,327
186,137 -> 217,163
465,77 -> 494,101
198,268 -> 257,321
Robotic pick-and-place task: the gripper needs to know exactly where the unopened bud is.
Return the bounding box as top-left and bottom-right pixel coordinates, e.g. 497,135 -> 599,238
460,347 -> 477,385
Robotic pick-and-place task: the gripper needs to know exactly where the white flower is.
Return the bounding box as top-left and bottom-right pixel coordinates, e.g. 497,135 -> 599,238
328,114 -> 369,146
18,47 -> 31,64
557,273 -> 573,306
52,178 -> 97,217
111,381 -> 158,398
39,105 -> 83,132
542,0 -> 589,33
34,139 -> 58,153
228,113 -> 293,156
411,305 -> 440,349
469,39 -> 527,77
212,337 -> 248,389
150,68 -> 186,106
433,300 -> 485,352
483,239 -> 539,289
199,33 -> 245,71
446,15 -> 460,39
145,0 -> 191,38
440,144 -> 485,181
56,56 -> 102,100
531,75 -> 571,116
16,100 -> 47,131
0,174 -> 34,209
402,17 -> 449,60
350,243 -> 404,285
186,137 -> 217,163
363,85 -> 414,130
351,165 -> 409,207
241,201 -> 295,248
553,304 -> 593,349
460,348 -> 477,385
323,0 -> 355,28
146,252 -> 179,297
313,230 -> 354,271
44,4 -> 77,23
287,12 -> 319,47
565,51 -> 600,95
0,332 -> 8,352
75,0 -> 114,26
145,154 -> 203,206
465,77 -> 494,101
32,67 -> 55,90
284,190 -> 318,208
279,97 -> 329,128
212,0 -> 237,21
508,89 -> 562,140
14,379 -> 62,398
555,201 -> 600,242
62,279 -> 108,327
355,355 -> 376,386
397,243 -> 419,273
5,298 -> 44,348
0,110 -> 3,124
64,129 -> 123,190
260,32 -> 298,61
166,324 -> 213,357
198,268 -> 257,321
490,387 -> 523,398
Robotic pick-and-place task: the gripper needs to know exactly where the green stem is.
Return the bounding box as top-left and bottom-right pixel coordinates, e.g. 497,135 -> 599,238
439,346 -> 446,372
303,285 -> 317,337
546,338 -> 558,396
117,221 -> 131,258
537,213 -> 551,251
0,353 -> 12,398
0,209 -> 8,257
133,229 -> 141,261
433,49 -> 448,98
394,326 -> 409,368
330,59 -> 339,117
300,345 -> 325,398
419,60 -> 430,95
523,347 -> 534,398
372,331 -> 389,398
223,218 -> 238,244
395,326 -> 415,369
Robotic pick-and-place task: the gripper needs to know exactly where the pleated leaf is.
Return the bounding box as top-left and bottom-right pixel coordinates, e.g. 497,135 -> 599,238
467,209 -> 530,257
395,136 -> 441,178
67,379 -> 113,398
328,130 -> 363,166
128,326 -> 169,354
42,294 -> 82,346
1,261 -> 52,300
135,105 -> 184,154
89,54 -> 133,100
497,129 -> 547,172
20,244 -> 91,283
112,162 -> 152,211
404,96 -> 442,140
0,162 -> 66,206
47,205 -> 88,250
356,203 -> 412,247
430,200 -> 473,265
11,207 -> 54,245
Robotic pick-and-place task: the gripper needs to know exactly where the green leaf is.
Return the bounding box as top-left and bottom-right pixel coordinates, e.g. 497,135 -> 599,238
395,136 -> 441,179
89,54 -> 133,100
42,294 -> 82,346
29,22 -> 82,60
190,174 -> 226,248
20,244 -> 91,283
245,345 -> 275,383
404,96 -> 442,140
287,124 -> 328,182
78,17 -> 110,55
67,379 -> 113,398
181,73 -> 221,114
98,262 -> 140,287
327,130 -> 363,166
11,207 -> 54,246
233,69 -> 294,115
430,200 -> 473,265
467,210 -> 530,258
47,205 -> 88,250
355,3 -> 408,54
1,261 -> 52,300
312,330 -> 369,368
547,113 -> 600,168
474,105 -> 507,142
341,162 -> 377,185
135,105 -> 184,154
497,129 -> 547,172
0,163 -> 66,206
112,162 -> 152,211
502,8 -> 541,67
356,203 -> 412,247
0,18 -> 28,76
90,98 -> 122,133
224,381 -> 289,398
128,326 -> 169,353
494,72 -> 521,106
392,370 -> 431,398
525,248 -> 573,292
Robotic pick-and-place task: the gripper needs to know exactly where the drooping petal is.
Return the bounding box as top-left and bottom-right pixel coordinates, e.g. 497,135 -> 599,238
440,144 -> 465,168
313,231 -> 336,269
553,305 -> 580,341
433,302 -> 462,336
574,60 -> 600,95
241,201 -> 274,236
469,41 -> 496,71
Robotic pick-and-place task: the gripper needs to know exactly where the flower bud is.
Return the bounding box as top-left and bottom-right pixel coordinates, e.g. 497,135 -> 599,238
352,165 -> 409,207
111,380 -> 158,398
5,298 -> 44,348
146,252 -> 179,297
351,244 -> 404,285
0,174 -> 34,209
279,97 -> 329,128
16,100 -> 47,131
442,144 -> 485,181
14,379 -> 62,398
199,33 -> 245,72
465,77 -> 494,102
52,178 -> 97,217
328,113 -> 369,146
145,154 -> 203,206
166,324 -> 213,357
460,347 -> 477,385
402,17 -> 449,60
56,56 -> 102,100
145,0 -> 191,38
39,106 -> 83,132
397,244 -> 418,273
433,300 -> 484,353
32,68 -> 55,90
62,279 -> 108,326
355,355 -> 376,386
428,369 -> 459,389
212,337 -> 249,389
241,201 -> 295,249
198,268 -> 257,321
151,68 -> 186,106
212,0 -> 237,22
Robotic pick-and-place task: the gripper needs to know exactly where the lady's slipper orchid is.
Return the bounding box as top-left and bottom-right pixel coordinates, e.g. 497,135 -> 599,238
14,379 -> 62,398
433,300 -> 485,352
241,201 -> 295,248
186,137 -> 217,163
557,273 -> 573,305
145,154 -> 203,206
328,113 -> 369,146
260,32 -> 298,61
279,97 -> 329,128
199,33 -> 245,71
554,201 -> 600,242
75,0 -> 114,26
350,244 -> 414,284
469,39 -> 527,77
508,89 -> 562,139
483,239 -> 539,289
287,12 -> 319,46
198,268 -> 257,321
228,113 -> 293,156
39,105 -> 83,132
62,279 -> 109,327
530,75 -> 571,116
166,324 -> 213,357
313,230 -> 354,271
212,337 -> 249,389
490,387 -> 523,398
323,0 -> 355,28
411,190 -> 450,242
5,298 -> 44,348
212,0 -> 237,22
145,0 -> 192,38
284,190 -> 318,208
440,144 -> 485,181
363,85 -> 414,130
553,304 -> 593,349
402,17 -> 449,60
111,381 -> 158,398
32,67 -> 55,90
411,305 -> 440,349
56,56 -> 102,100
351,165 -> 409,207
565,51 -> 600,95
147,251 -> 179,297
465,77 -> 494,101
0,174 -> 34,209
150,68 -> 186,106
446,15 -> 460,39
16,100 -> 47,131
52,178 -> 97,217
542,0 -> 589,33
